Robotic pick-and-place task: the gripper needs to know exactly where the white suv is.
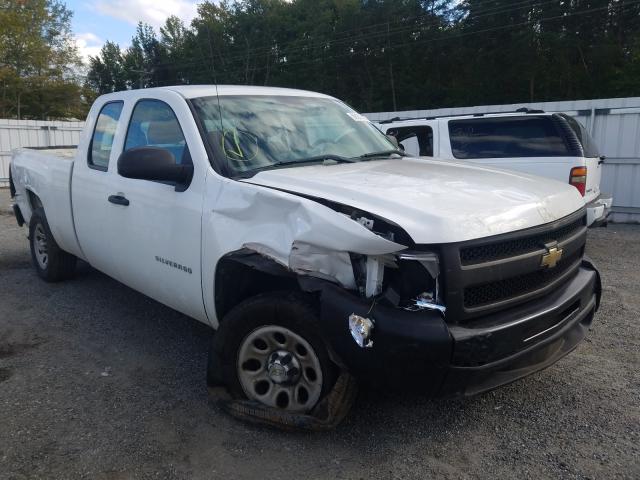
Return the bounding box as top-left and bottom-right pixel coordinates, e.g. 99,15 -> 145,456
378,109 -> 612,226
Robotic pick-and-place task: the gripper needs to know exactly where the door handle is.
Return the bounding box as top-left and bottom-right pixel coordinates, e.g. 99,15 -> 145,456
108,194 -> 129,206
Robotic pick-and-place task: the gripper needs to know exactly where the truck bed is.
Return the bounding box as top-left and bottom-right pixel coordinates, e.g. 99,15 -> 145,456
24,146 -> 78,159
10,146 -> 84,259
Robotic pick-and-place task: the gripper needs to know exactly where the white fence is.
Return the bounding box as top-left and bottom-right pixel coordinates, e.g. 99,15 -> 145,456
366,97 -> 640,223
0,119 -> 84,187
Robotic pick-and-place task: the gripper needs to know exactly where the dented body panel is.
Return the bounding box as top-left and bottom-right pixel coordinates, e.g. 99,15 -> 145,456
201,175 -> 406,326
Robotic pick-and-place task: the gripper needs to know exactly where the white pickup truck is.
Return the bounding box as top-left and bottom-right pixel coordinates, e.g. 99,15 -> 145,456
378,111 -> 612,226
10,86 -> 601,428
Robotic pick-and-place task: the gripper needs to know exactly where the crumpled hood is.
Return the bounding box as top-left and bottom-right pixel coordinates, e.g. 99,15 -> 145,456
242,157 -> 585,244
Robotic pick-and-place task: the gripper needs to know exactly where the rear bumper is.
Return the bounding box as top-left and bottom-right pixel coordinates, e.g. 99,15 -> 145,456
586,194 -> 612,227
318,258 -> 600,396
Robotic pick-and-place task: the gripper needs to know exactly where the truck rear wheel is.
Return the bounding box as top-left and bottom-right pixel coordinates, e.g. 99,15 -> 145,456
210,292 -> 339,415
29,208 -> 77,282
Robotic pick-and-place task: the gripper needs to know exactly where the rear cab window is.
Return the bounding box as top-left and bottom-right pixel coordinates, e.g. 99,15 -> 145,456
89,102 -> 124,170
448,116 -> 570,159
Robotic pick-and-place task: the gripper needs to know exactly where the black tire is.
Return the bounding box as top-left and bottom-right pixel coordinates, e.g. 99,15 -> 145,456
29,207 -> 77,282
209,291 -> 338,412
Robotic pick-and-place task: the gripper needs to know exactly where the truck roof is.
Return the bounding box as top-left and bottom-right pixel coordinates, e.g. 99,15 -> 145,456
99,85 -> 333,101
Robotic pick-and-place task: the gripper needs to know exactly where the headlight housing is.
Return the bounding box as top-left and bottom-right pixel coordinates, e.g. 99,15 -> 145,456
351,250 -> 445,314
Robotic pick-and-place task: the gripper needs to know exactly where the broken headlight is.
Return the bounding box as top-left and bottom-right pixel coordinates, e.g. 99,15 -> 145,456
391,251 -> 445,313
352,250 -> 446,314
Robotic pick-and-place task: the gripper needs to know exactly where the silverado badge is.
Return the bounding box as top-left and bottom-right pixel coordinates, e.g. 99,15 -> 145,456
540,245 -> 563,268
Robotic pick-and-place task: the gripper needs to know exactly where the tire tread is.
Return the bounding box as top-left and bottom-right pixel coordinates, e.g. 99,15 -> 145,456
29,207 -> 77,282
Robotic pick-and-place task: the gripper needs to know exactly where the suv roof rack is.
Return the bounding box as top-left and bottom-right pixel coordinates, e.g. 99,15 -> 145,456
515,107 -> 545,114
377,107 -> 546,124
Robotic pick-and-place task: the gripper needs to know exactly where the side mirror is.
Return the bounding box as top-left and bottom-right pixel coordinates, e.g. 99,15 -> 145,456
118,146 -> 193,191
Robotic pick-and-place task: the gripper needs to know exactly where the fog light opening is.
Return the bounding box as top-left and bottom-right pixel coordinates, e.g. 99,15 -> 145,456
348,314 -> 374,348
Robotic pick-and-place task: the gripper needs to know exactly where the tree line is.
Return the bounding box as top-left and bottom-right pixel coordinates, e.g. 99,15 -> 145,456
0,0 -> 89,119
2,0 -> 639,119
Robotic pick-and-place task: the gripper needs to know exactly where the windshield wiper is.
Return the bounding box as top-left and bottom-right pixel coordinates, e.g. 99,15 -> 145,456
356,149 -> 407,159
248,154 -> 356,173
278,154 -> 356,166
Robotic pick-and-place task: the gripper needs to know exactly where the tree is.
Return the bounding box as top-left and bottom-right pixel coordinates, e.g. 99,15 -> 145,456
123,22 -> 163,88
0,0 -> 83,119
159,16 -> 191,85
84,0 -> 640,111
86,41 -> 127,94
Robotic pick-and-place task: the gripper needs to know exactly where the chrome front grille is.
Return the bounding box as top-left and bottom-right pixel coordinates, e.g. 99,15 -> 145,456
463,250 -> 582,308
460,217 -> 585,266
438,210 -> 588,322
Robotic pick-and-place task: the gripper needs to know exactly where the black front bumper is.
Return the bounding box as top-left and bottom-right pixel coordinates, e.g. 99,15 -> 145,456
318,259 -> 600,397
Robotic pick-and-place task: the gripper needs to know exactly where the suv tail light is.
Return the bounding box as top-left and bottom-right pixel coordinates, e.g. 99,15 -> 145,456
569,166 -> 587,196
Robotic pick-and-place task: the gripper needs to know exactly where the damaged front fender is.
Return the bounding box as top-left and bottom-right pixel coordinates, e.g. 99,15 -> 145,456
289,242 -> 357,289
202,178 -> 408,326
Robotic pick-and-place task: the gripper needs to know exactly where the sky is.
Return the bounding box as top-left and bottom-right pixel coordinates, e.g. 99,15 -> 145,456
67,0 -> 203,63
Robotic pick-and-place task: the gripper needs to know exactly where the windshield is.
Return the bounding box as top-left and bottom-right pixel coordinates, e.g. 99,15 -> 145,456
190,95 -> 396,176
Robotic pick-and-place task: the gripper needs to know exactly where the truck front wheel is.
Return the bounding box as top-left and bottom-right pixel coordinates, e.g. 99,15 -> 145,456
211,292 -> 339,415
29,208 -> 77,282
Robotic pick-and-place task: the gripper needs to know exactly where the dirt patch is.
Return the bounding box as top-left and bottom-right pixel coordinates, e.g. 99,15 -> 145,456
0,367 -> 13,383
0,330 -> 44,359
0,187 -> 13,215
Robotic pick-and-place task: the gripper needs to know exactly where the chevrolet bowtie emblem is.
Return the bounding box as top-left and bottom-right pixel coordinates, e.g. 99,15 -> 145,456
541,245 -> 563,268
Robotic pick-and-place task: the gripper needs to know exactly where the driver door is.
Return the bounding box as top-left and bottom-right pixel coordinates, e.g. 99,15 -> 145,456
101,96 -> 207,322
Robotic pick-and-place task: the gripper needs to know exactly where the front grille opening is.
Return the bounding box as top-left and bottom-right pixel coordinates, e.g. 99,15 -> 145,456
460,217 -> 585,266
464,251 -> 582,309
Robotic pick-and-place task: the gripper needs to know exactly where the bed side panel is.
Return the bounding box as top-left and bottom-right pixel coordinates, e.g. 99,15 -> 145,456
10,149 -> 84,258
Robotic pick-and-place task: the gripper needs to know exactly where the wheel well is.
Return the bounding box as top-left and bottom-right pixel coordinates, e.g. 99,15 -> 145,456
214,250 -> 301,321
27,190 -> 43,211
9,168 -> 16,198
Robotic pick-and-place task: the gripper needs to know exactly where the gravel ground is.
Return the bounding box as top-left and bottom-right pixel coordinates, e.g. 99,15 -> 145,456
0,188 -> 638,479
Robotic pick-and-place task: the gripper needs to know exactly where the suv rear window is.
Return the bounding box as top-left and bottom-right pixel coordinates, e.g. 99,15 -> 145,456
448,116 -> 570,159
560,114 -> 600,158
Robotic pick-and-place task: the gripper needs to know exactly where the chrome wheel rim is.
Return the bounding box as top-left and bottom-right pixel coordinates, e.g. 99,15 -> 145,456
33,223 -> 48,269
237,325 -> 323,412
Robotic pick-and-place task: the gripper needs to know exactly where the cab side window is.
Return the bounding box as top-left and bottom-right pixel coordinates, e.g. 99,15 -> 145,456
124,100 -> 191,165
386,126 -> 433,156
90,102 -> 123,170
